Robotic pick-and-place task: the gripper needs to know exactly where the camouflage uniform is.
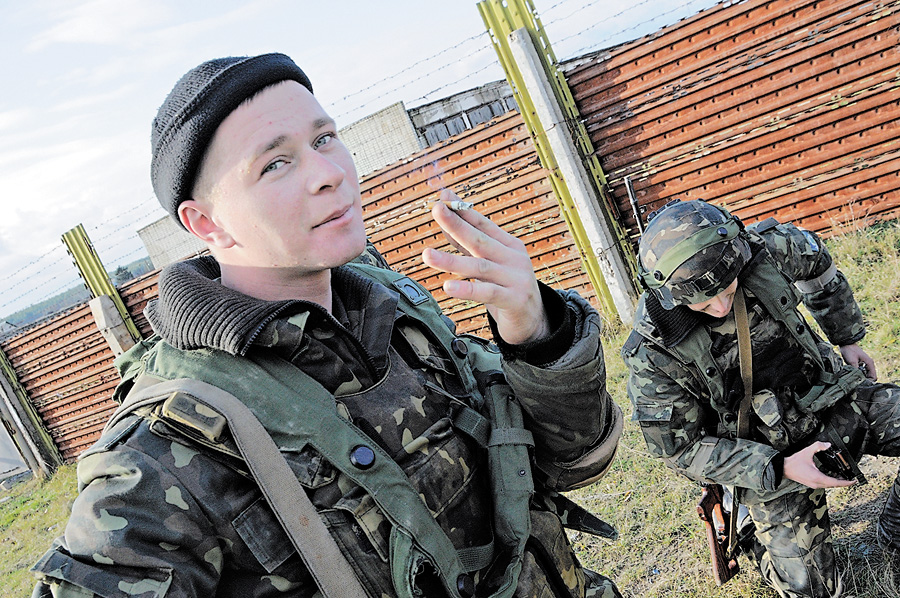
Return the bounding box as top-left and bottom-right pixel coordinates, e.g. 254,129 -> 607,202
623,214 -> 900,598
33,253 -> 623,598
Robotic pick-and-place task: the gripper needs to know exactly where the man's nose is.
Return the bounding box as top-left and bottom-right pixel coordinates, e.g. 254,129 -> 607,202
709,296 -> 731,316
309,153 -> 346,192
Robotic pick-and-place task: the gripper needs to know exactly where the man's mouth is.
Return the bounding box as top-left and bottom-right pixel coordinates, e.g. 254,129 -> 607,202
315,205 -> 351,228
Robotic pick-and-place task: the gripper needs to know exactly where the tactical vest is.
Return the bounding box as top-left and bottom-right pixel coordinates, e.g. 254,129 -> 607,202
109,262 -> 604,598
627,235 -> 865,430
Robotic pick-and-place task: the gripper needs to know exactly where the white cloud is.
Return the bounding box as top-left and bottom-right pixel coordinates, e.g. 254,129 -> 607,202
0,129 -> 150,241
27,0 -> 172,51
0,109 -> 35,134
49,81 -> 139,113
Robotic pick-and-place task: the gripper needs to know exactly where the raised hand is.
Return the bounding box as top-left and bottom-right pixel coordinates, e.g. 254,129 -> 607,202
421,189 -> 550,346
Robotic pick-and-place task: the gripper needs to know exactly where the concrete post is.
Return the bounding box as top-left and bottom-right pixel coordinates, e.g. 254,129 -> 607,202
0,389 -> 40,477
507,28 -> 637,323
62,224 -> 142,344
90,295 -> 137,357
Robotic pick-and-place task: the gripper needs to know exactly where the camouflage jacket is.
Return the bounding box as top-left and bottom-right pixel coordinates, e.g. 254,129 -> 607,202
33,255 -> 621,598
622,220 -> 865,502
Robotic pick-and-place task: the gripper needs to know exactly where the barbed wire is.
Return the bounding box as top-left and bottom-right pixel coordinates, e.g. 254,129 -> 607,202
410,60 -> 500,105
328,0 -> 683,123
93,220 -> 159,257
545,0 -> 649,28
0,0 -> 709,321
86,194 -> 162,243
0,267 -> 82,316
329,31 -> 490,107
113,244 -> 152,264
539,0 -> 576,14
0,244 -> 67,286
332,40 -> 495,121
556,0 -> 711,57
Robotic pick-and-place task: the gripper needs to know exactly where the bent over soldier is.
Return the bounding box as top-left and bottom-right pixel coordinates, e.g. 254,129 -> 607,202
31,53 -> 624,598
621,199 -> 900,598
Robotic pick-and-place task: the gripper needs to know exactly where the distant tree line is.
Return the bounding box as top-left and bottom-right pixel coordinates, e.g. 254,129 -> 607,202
0,257 -> 154,334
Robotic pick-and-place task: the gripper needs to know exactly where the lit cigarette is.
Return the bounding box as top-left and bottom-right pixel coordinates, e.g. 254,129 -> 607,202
447,200 -> 474,211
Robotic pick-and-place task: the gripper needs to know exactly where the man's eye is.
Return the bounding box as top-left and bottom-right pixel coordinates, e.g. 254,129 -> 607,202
262,159 -> 286,174
314,133 -> 335,149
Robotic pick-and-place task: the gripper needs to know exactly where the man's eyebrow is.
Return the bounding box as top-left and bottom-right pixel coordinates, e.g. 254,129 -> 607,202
251,118 -> 336,162
313,117 -> 335,130
256,134 -> 288,159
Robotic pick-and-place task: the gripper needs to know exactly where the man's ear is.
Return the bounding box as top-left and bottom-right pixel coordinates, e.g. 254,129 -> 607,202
178,200 -> 235,249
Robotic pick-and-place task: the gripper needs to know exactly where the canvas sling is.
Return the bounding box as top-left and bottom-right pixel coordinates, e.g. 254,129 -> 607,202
106,377 -> 370,598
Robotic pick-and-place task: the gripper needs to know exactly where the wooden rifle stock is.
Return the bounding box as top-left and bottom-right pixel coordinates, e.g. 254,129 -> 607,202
696,483 -> 740,585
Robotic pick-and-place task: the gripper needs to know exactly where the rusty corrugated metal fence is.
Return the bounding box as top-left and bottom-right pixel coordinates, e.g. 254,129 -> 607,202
0,273 -> 159,463
563,0 -> 900,240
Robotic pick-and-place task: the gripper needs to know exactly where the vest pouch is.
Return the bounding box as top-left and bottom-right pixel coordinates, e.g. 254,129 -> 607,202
817,396 -> 870,463
631,397 -> 681,458
796,366 -> 865,414
750,390 -> 819,452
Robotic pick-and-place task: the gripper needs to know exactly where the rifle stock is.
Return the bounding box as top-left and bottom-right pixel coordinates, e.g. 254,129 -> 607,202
696,483 -> 740,585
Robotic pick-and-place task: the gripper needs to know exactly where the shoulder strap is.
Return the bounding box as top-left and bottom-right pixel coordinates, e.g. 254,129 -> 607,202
733,288 -> 754,441
728,288 -> 753,556
113,378 -> 369,598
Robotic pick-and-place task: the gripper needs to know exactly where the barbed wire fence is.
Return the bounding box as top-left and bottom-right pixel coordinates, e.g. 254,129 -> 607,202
0,0 -> 719,330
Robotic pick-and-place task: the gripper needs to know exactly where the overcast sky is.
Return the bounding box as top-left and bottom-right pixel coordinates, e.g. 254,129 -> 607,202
0,0 -> 721,317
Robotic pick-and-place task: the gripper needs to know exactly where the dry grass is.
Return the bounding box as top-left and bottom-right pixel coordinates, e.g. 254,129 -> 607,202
2,222 -> 900,597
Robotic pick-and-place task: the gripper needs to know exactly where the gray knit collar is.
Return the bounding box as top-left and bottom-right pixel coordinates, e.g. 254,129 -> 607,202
145,255 -> 366,356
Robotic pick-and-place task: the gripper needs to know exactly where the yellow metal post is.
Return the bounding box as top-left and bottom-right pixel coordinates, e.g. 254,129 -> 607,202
478,0 -> 639,319
62,224 -> 142,343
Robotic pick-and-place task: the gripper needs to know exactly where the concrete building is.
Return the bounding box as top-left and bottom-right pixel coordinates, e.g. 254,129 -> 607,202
340,102 -> 425,177
408,80 -> 517,147
137,217 -> 207,271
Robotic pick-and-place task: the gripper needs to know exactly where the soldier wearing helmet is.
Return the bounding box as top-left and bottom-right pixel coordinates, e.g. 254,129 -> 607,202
622,199 -> 900,598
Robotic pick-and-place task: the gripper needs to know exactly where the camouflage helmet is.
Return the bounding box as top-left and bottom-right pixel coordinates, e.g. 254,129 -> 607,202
638,199 -> 751,309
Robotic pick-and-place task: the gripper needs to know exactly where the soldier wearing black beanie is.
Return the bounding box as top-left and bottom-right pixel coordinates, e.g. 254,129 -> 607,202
32,51 -> 625,598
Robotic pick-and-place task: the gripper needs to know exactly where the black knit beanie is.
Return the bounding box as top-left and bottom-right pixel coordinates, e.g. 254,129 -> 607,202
151,53 -> 313,224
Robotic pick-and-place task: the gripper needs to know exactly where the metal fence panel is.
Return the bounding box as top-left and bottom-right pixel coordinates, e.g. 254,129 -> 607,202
563,0 -> 900,241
